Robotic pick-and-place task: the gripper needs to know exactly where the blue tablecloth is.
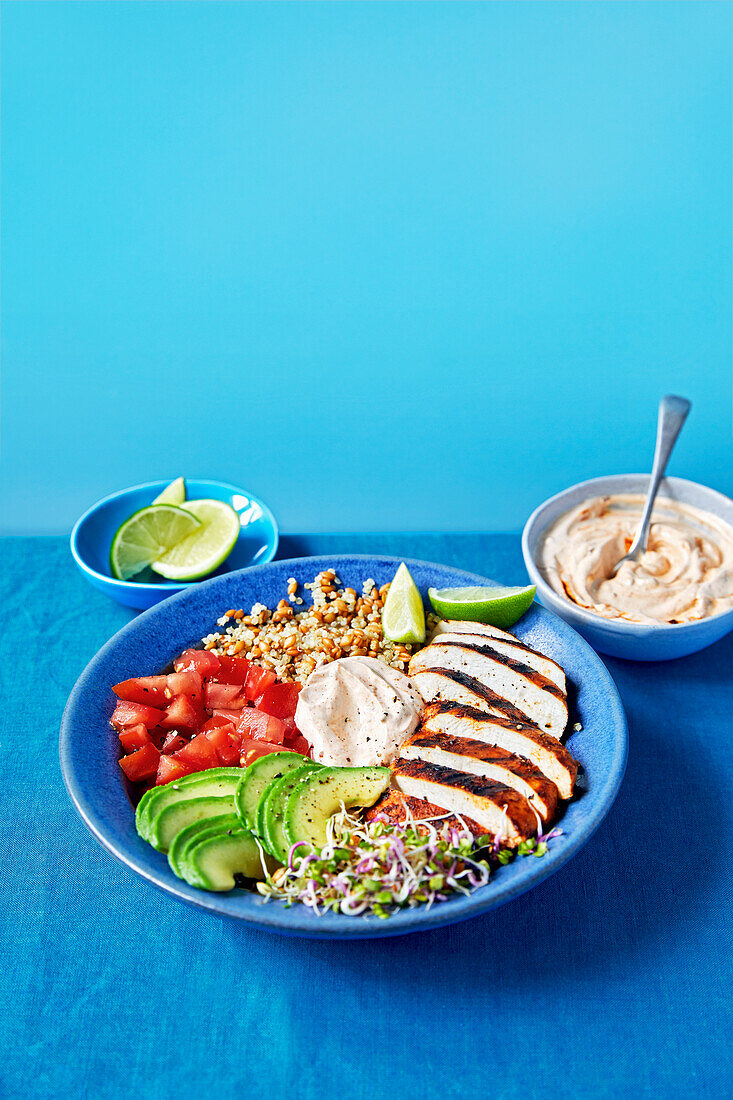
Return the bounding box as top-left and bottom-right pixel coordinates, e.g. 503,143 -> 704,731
3,534 -> 731,1099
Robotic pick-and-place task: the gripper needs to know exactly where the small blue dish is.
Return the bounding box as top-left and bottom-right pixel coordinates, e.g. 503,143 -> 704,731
522,474 -> 733,661
70,479 -> 279,610
60,554 -> 628,939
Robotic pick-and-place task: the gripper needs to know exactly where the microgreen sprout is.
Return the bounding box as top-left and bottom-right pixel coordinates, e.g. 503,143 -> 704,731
256,806 -> 563,918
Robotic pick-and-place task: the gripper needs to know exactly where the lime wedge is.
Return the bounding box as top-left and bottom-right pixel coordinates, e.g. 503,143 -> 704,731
153,477 -> 186,506
151,499 -> 240,581
110,505 -> 202,581
382,563 -> 426,644
428,584 -> 536,629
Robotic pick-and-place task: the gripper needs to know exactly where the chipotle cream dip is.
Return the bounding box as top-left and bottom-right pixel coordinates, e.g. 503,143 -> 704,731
295,656 -> 424,767
540,494 -> 733,625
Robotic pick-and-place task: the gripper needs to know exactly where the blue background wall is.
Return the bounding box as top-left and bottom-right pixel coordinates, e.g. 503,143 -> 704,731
2,1 -> 731,535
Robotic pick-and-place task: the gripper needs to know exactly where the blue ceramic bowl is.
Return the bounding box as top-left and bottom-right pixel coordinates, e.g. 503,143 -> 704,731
60,554 -> 628,939
522,474 -> 733,662
71,479 -> 279,610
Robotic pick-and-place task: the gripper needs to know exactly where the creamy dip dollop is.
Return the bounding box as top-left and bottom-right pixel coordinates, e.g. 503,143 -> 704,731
540,494 -> 733,625
295,656 -> 424,767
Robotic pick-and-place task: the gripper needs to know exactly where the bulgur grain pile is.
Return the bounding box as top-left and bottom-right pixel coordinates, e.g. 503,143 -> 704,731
201,569 -> 418,685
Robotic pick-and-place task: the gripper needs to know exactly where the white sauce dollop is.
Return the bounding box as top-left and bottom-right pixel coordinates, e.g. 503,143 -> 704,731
540,494 -> 733,625
295,656 -> 424,767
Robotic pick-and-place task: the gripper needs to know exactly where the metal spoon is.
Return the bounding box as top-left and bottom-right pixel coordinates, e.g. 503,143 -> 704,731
610,394 -> 691,576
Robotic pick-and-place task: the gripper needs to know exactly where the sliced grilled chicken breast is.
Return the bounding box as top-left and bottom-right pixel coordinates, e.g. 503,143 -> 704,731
409,642 -> 567,736
401,728 -> 558,824
392,758 -> 538,846
410,668 -> 532,724
364,788 -> 483,836
430,632 -> 566,693
422,701 -> 578,799
431,620 -> 520,643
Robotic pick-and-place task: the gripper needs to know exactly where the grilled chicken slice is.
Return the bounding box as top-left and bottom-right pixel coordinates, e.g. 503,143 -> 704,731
422,701 -> 578,799
364,788 -> 484,836
409,641 -> 567,737
431,620 -> 520,643
392,758 -> 538,846
410,668 -> 532,724
429,630 -> 566,693
401,728 -> 558,824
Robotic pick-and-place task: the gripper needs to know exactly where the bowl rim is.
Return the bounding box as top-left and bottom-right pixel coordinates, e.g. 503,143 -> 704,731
521,473 -> 733,635
70,478 -> 279,591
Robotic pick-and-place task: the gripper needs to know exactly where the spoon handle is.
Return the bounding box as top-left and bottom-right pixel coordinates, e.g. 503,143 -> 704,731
631,394 -> 691,555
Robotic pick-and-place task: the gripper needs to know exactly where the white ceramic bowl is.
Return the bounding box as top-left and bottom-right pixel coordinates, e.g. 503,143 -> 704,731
521,475 -> 733,661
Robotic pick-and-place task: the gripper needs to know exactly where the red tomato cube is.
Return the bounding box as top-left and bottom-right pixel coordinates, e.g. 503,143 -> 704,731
237,707 -> 286,744
174,649 -> 221,676
290,735 -> 312,757
212,707 -> 250,725
165,671 -> 203,705
155,754 -> 194,785
244,665 -> 277,701
160,694 -> 203,732
203,725 -> 242,767
161,731 -> 187,754
254,682 -> 301,720
118,724 -> 152,753
239,739 -> 288,766
173,732 -> 221,772
112,675 -> 170,707
119,743 -> 161,782
216,655 -> 251,685
203,682 -> 247,710
200,714 -> 236,733
111,700 -> 166,731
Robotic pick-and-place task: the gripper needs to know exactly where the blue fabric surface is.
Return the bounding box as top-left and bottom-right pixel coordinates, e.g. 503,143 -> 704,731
2,534 -> 731,1099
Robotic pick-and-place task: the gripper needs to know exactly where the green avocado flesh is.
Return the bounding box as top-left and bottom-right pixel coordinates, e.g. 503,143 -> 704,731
282,766 -> 390,854
184,829 -> 274,891
151,794 -> 237,852
135,768 -> 244,843
234,752 -> 306,831
167,814 -> 238,879
261,764 -> 321,863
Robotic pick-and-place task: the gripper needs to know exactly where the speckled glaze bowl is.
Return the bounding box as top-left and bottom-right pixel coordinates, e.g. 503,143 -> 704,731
70,479 -> 279,610
522,475 -> 733,662
60,554 -> 628,939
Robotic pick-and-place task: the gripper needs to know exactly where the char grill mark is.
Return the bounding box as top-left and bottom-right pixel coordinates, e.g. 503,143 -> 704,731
424,640 -> 565,701
414,668 -> 533,724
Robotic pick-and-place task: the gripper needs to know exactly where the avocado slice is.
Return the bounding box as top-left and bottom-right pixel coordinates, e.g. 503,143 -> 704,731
282,766 -> 390,854
234,751 -> 306,831
167,813 -> 238,878
136,767 -> 244,843
150,794 -> 237,852
261,764 -> 321,864
184,827 -> 275,891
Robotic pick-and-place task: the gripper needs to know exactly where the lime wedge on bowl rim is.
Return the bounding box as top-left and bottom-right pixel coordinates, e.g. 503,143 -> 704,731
151,499 -> 240,581
110,505 -> 202,581
382,563 -> 426,644
153,477 -> 186,506
428,584 -> 536,629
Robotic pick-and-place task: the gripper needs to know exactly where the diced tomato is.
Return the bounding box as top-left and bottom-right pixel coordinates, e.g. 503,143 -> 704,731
112,675 -> 170,707
111,700 -> 166,731
255,682 -> 301,720
161,731 -> 187,754
118,724 -> 152,753
244,664 -> 277,701
239,739 -> 288,766
173,732 -> 221,772
119,742 -> 161,782
216,655 -> 251,685
281,717 -> 301,747
203,725 -> 242,767
165,671 -> 203,705
201,714 -> 236,733
204,681 -> 247,710
155,754 -> 193,785
160,694 -> 203,731
237,707 -> 286,744
174,649 -> 221,676
290,735 -> 312,757
212,707 -> 250,725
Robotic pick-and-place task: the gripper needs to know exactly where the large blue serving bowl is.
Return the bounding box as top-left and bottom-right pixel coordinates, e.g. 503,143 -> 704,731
60,554 -> 628,940
70,479 -> 279,610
